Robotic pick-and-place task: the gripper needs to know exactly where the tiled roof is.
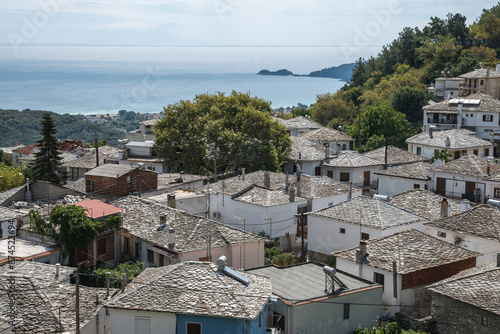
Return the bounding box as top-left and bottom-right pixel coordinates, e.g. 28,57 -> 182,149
483,169 -> 500,181
424,93 -> 500,113
142,119 -> 160,126
73,199 -> 123,219
0,184 -> 26,206
433,154 -> 500,177
425,204 -> 500,241
0,206 -> 19,221
276,116 -> 322,130
106,261 -> 271,319
110,196 -> 264,253
63,177 -> 86,194
428,267 -> 500,315
202,171 -> 357,200
12,144 -> 37,155
332,229 -> 480,274
0,261 -> 74,286
375,162 -> 433,180
288,136 -> 333,161
322,152 -> 384,168
62,146 -> 119,168
362,145 -> 429,165
0,263 -> 114,334
459,69 -> 500,79
310,196 -> 426,230
84,164 -> 137,178
389,189 -> 461,220
406,129 -> 493,149
297,127 -> 353,142
232,185 -> 307,207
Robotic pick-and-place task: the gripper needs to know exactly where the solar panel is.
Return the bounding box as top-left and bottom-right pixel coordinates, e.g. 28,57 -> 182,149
222,266 -> 250,285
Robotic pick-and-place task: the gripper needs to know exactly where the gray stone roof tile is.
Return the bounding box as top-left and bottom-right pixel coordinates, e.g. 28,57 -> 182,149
62,146 -> 119,169
375,162 -> 433,180
423,93 -> 500,113
406,129 -> 493,149
459,69 -> 500,79
389,189 -> 461,220
363,145 -> 429,165
288,136 -> 334,161
276,116 -> 322,130
322,152 -> 384,168
433,154 -> 500,177
297,127 -> 353,142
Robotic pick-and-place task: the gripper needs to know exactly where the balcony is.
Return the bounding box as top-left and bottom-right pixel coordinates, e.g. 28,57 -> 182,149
427,118 -> 457,125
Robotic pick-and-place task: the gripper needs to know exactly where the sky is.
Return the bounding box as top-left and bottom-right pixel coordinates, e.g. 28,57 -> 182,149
0,0 -> 495,50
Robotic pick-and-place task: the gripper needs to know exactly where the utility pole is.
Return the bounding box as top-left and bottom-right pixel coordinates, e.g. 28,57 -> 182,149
208,232 -> 212,262
138,174 -> 142,198
300,213 -> 305,262
265,217 -> 272,239
75,269 -> 80,334
213,148 -> 217,182
95,138 -> 99,167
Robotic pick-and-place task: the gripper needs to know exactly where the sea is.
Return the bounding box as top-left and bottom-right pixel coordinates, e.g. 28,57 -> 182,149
0,46 -> 380,114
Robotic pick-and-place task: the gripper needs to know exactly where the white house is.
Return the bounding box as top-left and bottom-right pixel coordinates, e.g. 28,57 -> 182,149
459,67 -> 500,99
333,229 -> 480,318
406,128 -> 495,161
362,145 -> 428,167
108,141 -> 166,173
425,204 -> 500,266
375,162 -> 434,196
308,196 -> 427,262
297,127 -> 354,151
110,196 -> 266,270
431,154 -> 500,202
321,152 -> 385,187
276,116 -> 322,136
427,75 -> 464,100
423,93 -> 500,141
126,118 -> 159,142
284,136 -> 334,176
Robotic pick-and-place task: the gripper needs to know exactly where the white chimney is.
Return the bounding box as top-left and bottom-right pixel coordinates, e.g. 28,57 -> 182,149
460,199 -> 470,212
290,187 -> 295,202
325,143 -> 330,163
55,263 -> 60,278
264,172 -> 271,188
445,137 -> 451,147
355,240 -> 368,263
168,228 -> 175,248
241,168 -> 245,182
457,103 -> 463,129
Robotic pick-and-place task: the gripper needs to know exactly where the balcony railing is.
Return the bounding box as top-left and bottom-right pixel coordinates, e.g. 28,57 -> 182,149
427,118 -> 457,124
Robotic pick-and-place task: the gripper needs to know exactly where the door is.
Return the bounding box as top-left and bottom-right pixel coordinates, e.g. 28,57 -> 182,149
465,181 -> 475,196
364,171 -> 370,186
436,178 -> 446,196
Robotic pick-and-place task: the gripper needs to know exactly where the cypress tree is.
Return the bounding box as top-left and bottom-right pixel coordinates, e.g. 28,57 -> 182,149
32,112 -> 67,184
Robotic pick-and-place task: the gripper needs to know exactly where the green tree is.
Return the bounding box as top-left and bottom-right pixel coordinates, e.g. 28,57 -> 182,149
348,102 -> 416,151
0,163 -> 25,192
91,261 -> 144,288
429,148 -> 452,164
391,86 -> 433,125
0,149 -> 12,166
311,92 -> 358,126
155,91 -> 291,175
32,112 -> 67,184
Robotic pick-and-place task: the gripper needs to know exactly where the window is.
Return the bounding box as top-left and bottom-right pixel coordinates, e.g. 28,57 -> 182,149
374,273 -> 385,290
340,172 -> 350,181
186,323 -> 201,334
361,233 -> 369,240
466,113 -> 469,117
259,311 -> 263,328
413,184 -> 420,189
97,238 -> 106,256
471,113 -> 474,117
135,242 -> 140,258
343,303 -> 350,320
147,249 -> 154,264
315,166 -> 321,176
473,149 -> 478,156
483,114 -> 493,122
495,188 -> 500,198
416,147 -> 422,155
339,228 -> 346,234
327,170 -> 333,178
127,176 -> 133,189
485,148 -> 490,157
86,180 -> 94,193
480,80 -> 484,85
124,237 -> 130,254
159,255 -> 164,267
134,317 -> 151,334
437,231 -> 447,238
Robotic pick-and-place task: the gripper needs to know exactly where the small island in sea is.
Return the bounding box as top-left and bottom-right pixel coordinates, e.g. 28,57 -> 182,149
257,62 -> 356,82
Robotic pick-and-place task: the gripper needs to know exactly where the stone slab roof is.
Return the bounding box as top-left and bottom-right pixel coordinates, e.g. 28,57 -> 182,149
84,164 -> 137,178
310,196 -> 426,230
0,261 -> 74,286
424,93 -> 500,113
333,229 -> 480,274
288,136 -> 333,161
389,189 -> 461,220
459,69 -> 500,79
428,267 -> 500,315
106,261 -> 271,320
62,146 -> 119,169
0,185 -> 26,206
232,185 -> 307,207
63,177 -> 86,194
247,262 -> 379,304
142,119 -> 160,126
433,154 -> 500,177
110,196 -> 264,253
425,204 -> 500,241
363,145 -> 429,166
276,116 -> 322,130
297,127 -> 353,142
0,206 -> 19,221
322,152 -> 384,168
406,129 -> 493,149
375,161 -> 432,180
201,171 -> 357,200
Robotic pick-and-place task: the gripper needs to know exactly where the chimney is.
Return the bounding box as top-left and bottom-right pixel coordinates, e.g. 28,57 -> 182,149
457,103 -> 463,129
497,253 -> 500,267
445,137 -> 451,147
285,172 -> 289,193
168,228 -> 175,248
160,214 -> 166,225
55,263 -> 60,278
167,194 -> 176,208
297,179 -> 301,197
95,139 -> 99,167
290,187 -> 296,202
460,199 -> 470,212
429,126 -> 434,138
355,240 -> 368,263
440,198 -> 449,218
264,171 -> 271,188
325,143 -> 330,163
336,142 -> 341,155
487,160 -> 491,176
241,168 -> 245,182
490,133 -> 495,145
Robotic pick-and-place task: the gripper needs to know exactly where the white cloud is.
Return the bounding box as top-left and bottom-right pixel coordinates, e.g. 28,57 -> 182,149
92,21 -> 156,30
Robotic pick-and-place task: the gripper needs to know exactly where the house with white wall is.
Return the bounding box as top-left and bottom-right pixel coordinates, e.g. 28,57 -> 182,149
247,262 -> 382,334
423,93 -> 500,141
425,204 -> 500,267
297,127 -> 354,151
389,189 -> 462,220
108,141 -> 165,173
459,67 -> 500,99
105,260 -> 271,334
321,152 -> 385,187
431,154 -> 500,202
111,196 -> 266,270
375,162 -> 434,196
276,116 -> 321,136
333,229 -> 480,318
407,128 -> 495,161
308,196 -> 426,262
126,119 -> 159,142
283,136 -> 334,176
427,76 -> 464,100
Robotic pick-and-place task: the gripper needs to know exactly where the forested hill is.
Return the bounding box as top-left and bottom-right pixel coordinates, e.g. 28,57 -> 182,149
0,109 -> 124,147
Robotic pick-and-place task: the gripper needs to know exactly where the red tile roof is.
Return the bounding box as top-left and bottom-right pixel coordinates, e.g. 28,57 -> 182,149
73,199 -> 123,219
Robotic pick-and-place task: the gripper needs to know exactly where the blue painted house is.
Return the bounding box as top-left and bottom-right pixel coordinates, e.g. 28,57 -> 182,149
105,258 -> 271,334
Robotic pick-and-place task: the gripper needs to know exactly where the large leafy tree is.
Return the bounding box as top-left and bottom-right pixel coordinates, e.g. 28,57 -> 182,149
0,163 -> 24,192
391,86 -> 433,125
310,92 -> 358,127
32,112 -> 67,184
154,91 -> 291,175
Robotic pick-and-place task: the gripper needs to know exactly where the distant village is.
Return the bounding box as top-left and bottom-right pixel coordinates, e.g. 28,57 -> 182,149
2,65 -> 500,334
